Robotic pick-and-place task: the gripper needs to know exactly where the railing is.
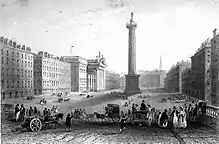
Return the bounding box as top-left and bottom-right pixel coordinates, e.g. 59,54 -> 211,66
198,104 -> 219,131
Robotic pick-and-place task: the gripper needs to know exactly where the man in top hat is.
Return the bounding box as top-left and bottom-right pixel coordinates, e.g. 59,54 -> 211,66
140,100 -> 146,110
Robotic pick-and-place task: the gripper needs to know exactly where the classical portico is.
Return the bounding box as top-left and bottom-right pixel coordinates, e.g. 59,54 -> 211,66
87,52 -> 107,91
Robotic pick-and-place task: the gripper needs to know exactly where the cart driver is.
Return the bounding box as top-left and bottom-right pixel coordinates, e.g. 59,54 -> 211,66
140,100 -> 146,111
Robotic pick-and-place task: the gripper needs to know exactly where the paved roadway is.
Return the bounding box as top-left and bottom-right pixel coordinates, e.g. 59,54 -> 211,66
2,123 -> 179,144
1,88 -> 219,143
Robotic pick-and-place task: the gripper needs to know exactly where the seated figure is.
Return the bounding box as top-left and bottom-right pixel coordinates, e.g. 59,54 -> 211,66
140,100 -> 146,111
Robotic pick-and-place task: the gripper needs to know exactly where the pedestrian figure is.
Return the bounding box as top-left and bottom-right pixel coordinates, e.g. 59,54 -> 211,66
34,107 -> 38,115
15,104 -> 19,120
65,113 -> 73,132
159,109 -> 168,128
119,115 -> 127,133
47,109 -> 51,116
29,107 -> 33,117
171,106 -> 179,129
20,104 -> 25,121
43,108 -> 48,118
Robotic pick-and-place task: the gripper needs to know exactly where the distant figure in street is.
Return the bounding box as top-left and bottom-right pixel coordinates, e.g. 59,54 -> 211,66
47,109 -> 51,116
119,115 -> 128,133
15,104 -> 19,119
193,104 -> 198,121
65,113 -> 73,132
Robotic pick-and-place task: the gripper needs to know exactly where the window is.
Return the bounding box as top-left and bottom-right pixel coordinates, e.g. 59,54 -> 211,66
17,60 -> 19,66
7,68 -> 9,76
12,80 -> 14,88
25,61 -> 27,67
17,81 -> 20,88
17,69 -> 19,76
22,54 -> 24,59
21,69 -> 24,77
28,55 -> 30,60
25,54 -> 27,60
25,70 -> 27,76
12,59 -> 14,65
1,80 -> 4,88
22,81 -> 23,88
7,81 -> 9,88
1,67 -> 4,76
12,68 -> 15,76
21,61 -> 23,67
28,62 -> 30,67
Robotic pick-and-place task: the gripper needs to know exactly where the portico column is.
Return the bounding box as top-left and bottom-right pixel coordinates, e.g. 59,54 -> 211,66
91,74 -> 93,91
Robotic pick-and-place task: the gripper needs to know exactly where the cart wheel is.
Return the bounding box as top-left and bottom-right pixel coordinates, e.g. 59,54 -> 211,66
30,118 -> 42,132
112,114 -> 120,122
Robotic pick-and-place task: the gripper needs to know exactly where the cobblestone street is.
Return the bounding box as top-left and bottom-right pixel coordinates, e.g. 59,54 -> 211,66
2,123 -> 179,144
175,122 -> 219,144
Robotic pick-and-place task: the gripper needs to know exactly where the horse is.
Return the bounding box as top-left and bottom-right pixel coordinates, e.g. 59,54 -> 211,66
82,111 -> 95,122
93,112 -> 105,121
44,113 -> 64,127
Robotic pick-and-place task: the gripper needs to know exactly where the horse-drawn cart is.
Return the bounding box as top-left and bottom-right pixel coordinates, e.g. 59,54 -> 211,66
21,113 -> 64,132
131,110 -> 153,126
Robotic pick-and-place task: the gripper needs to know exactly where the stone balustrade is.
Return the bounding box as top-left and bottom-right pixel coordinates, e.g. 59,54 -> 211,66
198,104 -> 219,132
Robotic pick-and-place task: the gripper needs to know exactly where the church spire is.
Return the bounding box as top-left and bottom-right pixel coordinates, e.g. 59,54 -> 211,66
159,56 -> 162,71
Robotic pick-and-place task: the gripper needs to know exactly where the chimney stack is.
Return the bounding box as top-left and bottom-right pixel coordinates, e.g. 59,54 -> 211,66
213,28 -> 217,37
99,51 -> 101,57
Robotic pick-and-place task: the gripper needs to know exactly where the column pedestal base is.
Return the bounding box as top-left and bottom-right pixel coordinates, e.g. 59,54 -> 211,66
125,74 -> 141,94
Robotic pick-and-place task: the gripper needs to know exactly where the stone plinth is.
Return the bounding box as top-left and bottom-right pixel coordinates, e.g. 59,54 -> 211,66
125,74 -> 140,94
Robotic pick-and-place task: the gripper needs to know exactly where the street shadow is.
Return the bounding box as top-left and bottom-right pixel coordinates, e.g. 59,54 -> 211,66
102,131 -> 118,136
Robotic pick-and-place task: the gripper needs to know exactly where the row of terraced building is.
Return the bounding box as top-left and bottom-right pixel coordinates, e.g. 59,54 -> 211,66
164,28 -> 219,107
0,37 -> 114,99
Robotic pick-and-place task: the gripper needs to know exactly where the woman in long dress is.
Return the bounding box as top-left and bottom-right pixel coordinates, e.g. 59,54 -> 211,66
178,106 -> 187,128
171,106 -> 179,128
16,111 -> 20,121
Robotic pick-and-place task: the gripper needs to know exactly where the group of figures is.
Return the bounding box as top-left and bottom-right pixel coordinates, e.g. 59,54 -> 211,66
14,104 -> 60,121
122,100 -> 202,129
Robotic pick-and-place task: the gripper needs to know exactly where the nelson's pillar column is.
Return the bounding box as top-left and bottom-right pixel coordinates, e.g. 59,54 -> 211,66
125,12 -> 140,94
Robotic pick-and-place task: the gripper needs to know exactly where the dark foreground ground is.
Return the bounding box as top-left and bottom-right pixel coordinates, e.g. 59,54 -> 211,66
1,120 -> 219,144
2,122 -> 179,144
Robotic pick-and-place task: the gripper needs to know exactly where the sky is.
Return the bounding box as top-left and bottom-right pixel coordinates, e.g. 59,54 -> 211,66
0,0 -> 219,74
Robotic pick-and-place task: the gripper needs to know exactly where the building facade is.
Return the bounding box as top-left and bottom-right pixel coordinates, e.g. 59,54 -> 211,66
1,37 -> 34,99
33,51 -> 71,95
120,76 -> 126,89
87,52 -> 107,91
164,61 -> 191,93
182,67 -> 193,96
62,56 -> 87,92
211,28 -> 219,107
190,40 -> 211,102
105,70 -> 120,90
139,70 -> 166,88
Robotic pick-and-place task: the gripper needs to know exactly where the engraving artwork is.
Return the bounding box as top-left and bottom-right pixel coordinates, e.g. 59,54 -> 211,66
0,0 -> 219,143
